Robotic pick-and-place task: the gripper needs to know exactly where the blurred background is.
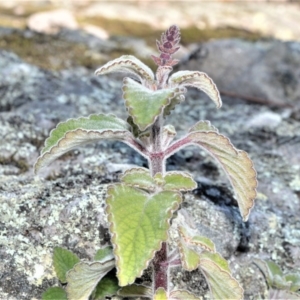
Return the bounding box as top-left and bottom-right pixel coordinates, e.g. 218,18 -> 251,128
0,0 -> 300,71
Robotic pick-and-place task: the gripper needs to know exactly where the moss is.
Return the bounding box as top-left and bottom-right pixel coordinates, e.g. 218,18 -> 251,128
180,25 -> 265,44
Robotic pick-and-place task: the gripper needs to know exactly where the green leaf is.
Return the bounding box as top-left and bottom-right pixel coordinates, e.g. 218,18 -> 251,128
42,287 -> 67,300
189,120 -> 218,133
163,171 -> 197,191
121,168 -> 156,191
169,71 -> 222,108
106,184 -> 182,286
154,287 -> 168,300
253,259 -> 288,289
163,94 -> 185,117
199,252 -> 243,299
178,226 -> 216,252
95,55 -> 155,85
66,260 -> 115,300
186,131 -> 257,221
285,273 -> 300,292
169,289 -> 201,300
53,247 -> 80,283
93,270 -> 119,300
178,237 -> 200,271
35,114 -> 133,173
123,77 -> 184,131
94,246 -> 114,262
118,284 -> 152,298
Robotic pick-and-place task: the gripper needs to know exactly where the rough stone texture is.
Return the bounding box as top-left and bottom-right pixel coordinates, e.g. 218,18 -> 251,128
0,28 -> 300,300
182,39 -> 300,106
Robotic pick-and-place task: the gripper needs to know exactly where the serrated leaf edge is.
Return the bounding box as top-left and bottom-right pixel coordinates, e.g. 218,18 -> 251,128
35,128 -> 133,173
199,257 -> 244,300
95,55 -> 155,85
106,184 -> 182,286
123,78 -> 185,131
169,71 -> 222,108
163,171 -> 197,191
188,131 -> 257,221
177,237 -> 200,271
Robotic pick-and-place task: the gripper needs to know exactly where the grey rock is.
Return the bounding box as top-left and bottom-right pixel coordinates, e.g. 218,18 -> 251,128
181,39 -> 300,106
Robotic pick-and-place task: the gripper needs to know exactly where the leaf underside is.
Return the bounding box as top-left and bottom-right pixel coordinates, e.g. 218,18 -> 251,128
106,184 -> 182,286
95,55 -> 155,84
66,260 -> 115,300
169,71 -> 222,108
199,252 -> 243,300
189,120 -> 218,133
35,114 -> 133,173
53,247 -> 80,283
123,77 -> 184,131
187,131 -> 257,221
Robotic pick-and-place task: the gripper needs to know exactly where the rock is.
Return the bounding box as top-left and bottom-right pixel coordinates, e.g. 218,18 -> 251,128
82,24 -> 109,40
27,9 -> 78,34
0,32 -> 300,299
180,39 -> 300,106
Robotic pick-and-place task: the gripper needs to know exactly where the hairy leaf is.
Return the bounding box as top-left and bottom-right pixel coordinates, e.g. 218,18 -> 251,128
35,114 -> 134,173
185,131 -> 257,221
95,55 -> 155,85
178,226 -> 216,252
118,284 -> 152,298
253,259 -> 283,288
169,290 -> 200,300
106,184 -> 182,286
199,251 -> 243,299
163,171 -> 197,191
178,237 -> 200,271
53,247 -> 80,283
285,273 -> 300,292
123,77 -> 184,131
93,270 -> 119,299
169,71 -> 222,108
189,120 -> 218,133
154,287 -> 168,300
42,287 -> 67,300
66,260 -> 115,300
94,246 -> 114,262
121,167 -> 156,191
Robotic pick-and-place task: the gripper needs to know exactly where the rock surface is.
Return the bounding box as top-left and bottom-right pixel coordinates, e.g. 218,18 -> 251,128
0,27 -> 300,300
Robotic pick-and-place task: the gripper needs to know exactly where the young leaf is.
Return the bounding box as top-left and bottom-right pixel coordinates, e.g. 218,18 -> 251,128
123,77 -> 185,131
169,289 -> 201,300
178,237 -> 200,271
285,273 -> 300,292
42,287 -> 67,300
178,226 -> 216,252
121,167 -> 156,191
199,251 -> 243,300
118,284 -> 152,298
188,120 -> 218,133
94,246 -> 114,262
168,131 -> 257,221
169,71 -> 222,108
93,270 -> 119,300
154,287 -> 168,300
252,259 -> 284,288
35,114 -> 135,173
95,55 -> 155,86
163,171 -> 197,191
66,260 -> 115,300
53,247 -> 80,283
106,184 -> 182,286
